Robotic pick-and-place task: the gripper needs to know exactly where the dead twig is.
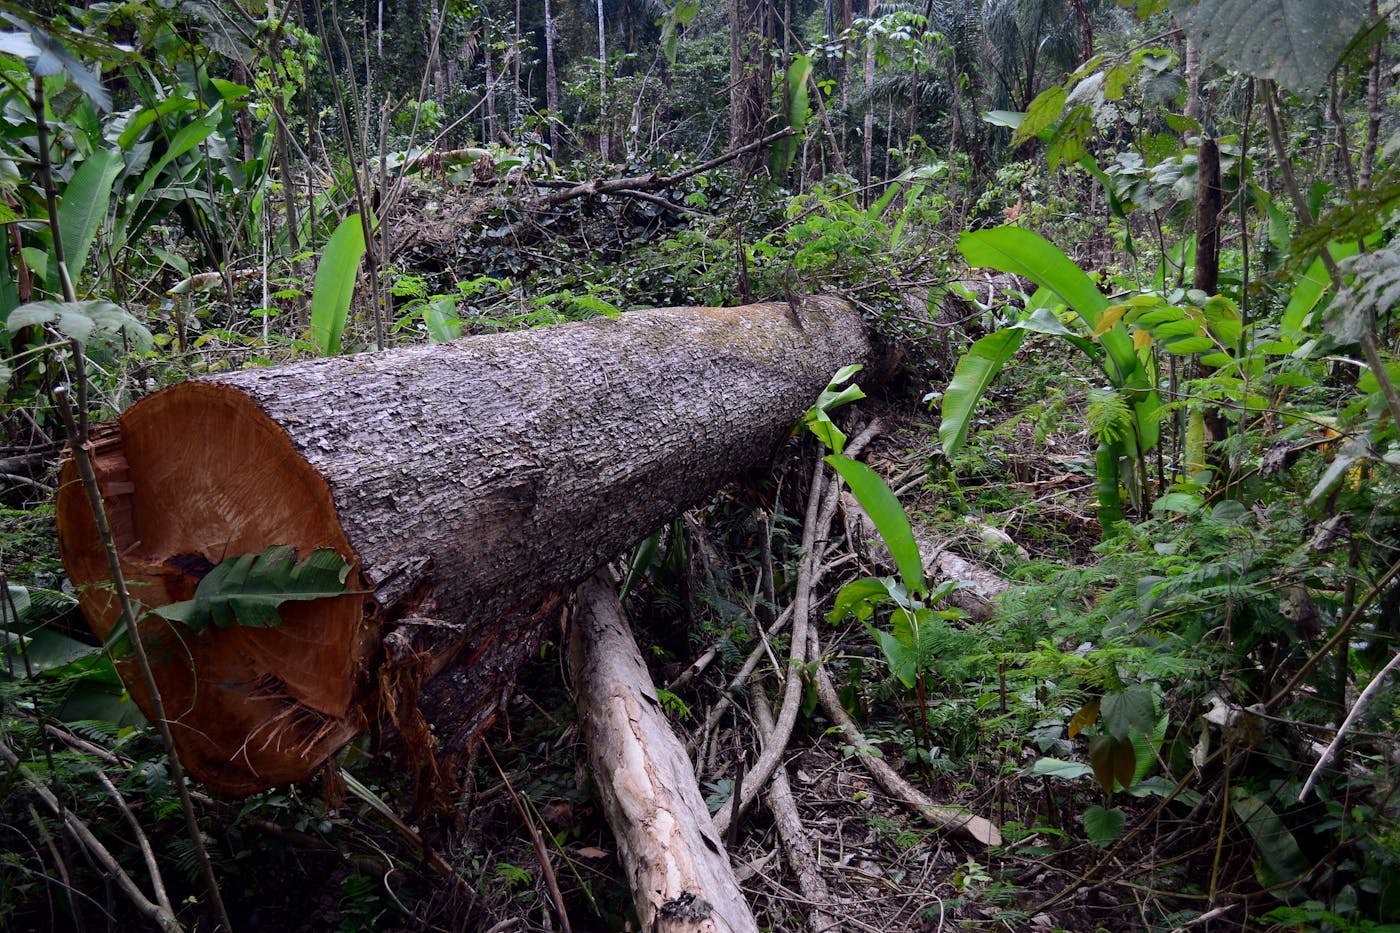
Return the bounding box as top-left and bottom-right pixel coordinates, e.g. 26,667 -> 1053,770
806,626 -> 1002,846
749,686 -> 840,933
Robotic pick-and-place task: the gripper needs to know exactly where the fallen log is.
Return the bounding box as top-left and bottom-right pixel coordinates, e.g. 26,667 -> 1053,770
56,298 -> 870,795
571,572 -> 757,933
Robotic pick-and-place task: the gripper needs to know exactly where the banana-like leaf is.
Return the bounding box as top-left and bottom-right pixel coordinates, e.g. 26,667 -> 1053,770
115,104 -> 223,251
310,214 -> 367,356
959,227 -> 1107,328
826,455 -> 923,593
153,546 -> 354,634
769,54 -> 813,177
939,327 -> 1025,458
56,148 -> 123,288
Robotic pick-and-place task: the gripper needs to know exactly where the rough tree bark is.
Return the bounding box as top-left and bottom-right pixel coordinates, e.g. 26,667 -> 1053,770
56,299 -> 870,796
571,572 -> 758,933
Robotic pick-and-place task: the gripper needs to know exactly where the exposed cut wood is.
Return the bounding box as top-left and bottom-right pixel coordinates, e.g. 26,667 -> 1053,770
55,299 -> 870,795
570,572 -> 758,933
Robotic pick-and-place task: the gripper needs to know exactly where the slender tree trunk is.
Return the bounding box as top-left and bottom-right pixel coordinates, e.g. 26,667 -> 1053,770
544,0 -> 561,155
484,25 -> 499,142
597,0 -> 609,161
861,0 -> 876,195
1183,35 -> 1201,128
1359,0 -> 1382,189
729,0 -> 768,166
428,1 -> 446,108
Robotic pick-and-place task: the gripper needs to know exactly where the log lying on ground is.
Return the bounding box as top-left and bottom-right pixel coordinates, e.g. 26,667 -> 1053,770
571,572 -> 758,933
56,298 -> 870,795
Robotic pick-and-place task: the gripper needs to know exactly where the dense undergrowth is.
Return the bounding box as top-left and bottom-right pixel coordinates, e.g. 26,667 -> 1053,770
3,0 -> 1400,930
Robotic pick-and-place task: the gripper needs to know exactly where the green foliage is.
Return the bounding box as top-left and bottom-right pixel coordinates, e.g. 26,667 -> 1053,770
826,456 -> 923,593
801,364 -> 866,454
1171,0 -> 1368,93
152,546 -> 355,634
310,215 -> 367,356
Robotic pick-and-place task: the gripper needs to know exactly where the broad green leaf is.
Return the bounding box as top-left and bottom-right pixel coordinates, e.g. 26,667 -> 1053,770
422,295 -> 461,343
0,16 -> 111,111
121,105 -> 223,239
1101,686 -> 1157,741
826,455 -> 923,593
1029,758 -> 1094,780
1229,788 -> 1308,885
770,54 -> 813,177
1153,491 -> 1203,514
1,584 -> 30,627
620,530 -> 662,601
1282,244 -> 1358,335
56,148 -> 123,287
1163,335 -> 1216,354
1083,805 -> 1126,844
1095,439 -> 1124,533
152,545 -> 355,634
1307,436 -> 1372,506
939,328 -> 1025,458
310,214 -> 367,356
828,576 -> 893,624
805,409 -> 846,454
6,299 -> 152,350
874,626 -> 919,688
959,228 -> 1108,328
982,110 -> 1024,129
116,94 -> 199,149
1129,715 -> 1169,786
1172,0 -> 1367,94
1014,85 -> 1066,146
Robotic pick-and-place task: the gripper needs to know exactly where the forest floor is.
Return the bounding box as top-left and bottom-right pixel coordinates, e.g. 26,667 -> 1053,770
326,394 -> 1250,933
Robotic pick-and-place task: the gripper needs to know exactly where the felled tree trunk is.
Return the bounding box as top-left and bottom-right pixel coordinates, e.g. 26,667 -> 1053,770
571,572 -> 757,933
56,298 -> 869,795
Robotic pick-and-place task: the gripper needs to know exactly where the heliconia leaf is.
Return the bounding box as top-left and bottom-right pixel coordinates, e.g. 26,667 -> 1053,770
57,148 -> 123,287
1029,757 -> 1094,780
940,328 -> 1025,458
422,294 -> 461,343
117,105 -> 223,249
769,54 -> 813,177
827,576 -> 893,624
959,227 -> 1108,328
310,214 -> 367,356
1229,788 -> 1308,884
153,546 -> 355,634
826,455 -> 924,593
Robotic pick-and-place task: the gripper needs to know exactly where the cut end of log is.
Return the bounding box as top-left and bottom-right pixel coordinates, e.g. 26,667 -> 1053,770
56,382 -> 373,795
